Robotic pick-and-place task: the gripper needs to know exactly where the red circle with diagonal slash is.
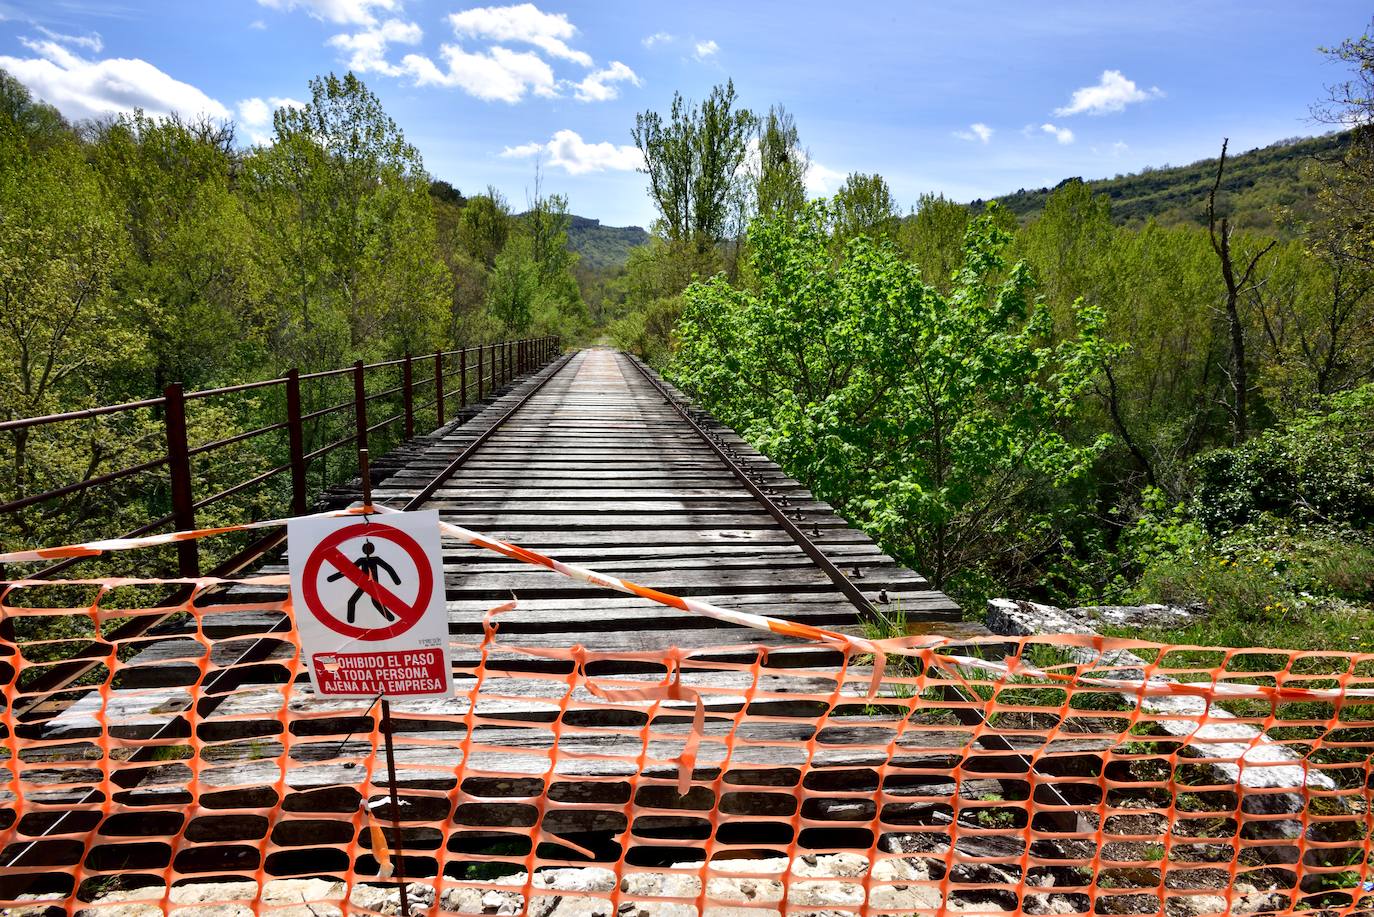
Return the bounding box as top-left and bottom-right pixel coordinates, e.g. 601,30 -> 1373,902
300,522 -> 434,641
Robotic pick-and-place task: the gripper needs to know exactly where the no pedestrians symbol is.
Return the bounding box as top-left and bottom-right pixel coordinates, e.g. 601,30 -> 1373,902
288,510 -> 451,698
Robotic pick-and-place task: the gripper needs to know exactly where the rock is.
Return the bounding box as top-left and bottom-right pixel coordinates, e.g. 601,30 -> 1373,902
1165,894 -> 1228,917
534,868 -> 616,893
1024,892 -> 1090,914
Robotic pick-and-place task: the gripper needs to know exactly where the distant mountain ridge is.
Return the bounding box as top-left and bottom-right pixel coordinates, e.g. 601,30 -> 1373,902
564,214 -> 650,272
977,130 -> 1350,233
429,181 -> 650,272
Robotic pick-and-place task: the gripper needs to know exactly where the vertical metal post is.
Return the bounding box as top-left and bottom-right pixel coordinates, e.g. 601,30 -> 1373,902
163,383 -> 199,577
476,346 -> 484,401
459,349 -> 467,408
359,447 -> 373,509
286,369 -> 307,516
380,699 -> 411,917
353,360 -> 369,457
434,352 -> 445,427
402,354 -> 415,440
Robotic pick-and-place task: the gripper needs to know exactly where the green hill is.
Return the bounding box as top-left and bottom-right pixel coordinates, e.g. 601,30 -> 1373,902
565,214 -> 650,271
976,130 -> 1351,232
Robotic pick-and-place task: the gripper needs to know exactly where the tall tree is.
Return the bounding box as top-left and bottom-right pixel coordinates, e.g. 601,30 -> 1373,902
1207,139 -> 1276,443
1311,24 -> 1374,267
91,111 -> 263,392
674,202 -> 1112,592
753,105 -> 807,219
458,186 -> 512,269
633,80 -> 756,251
0,82 -> 132,501
899,193 -> 971,291
832,172 -> 898,242
241,73 -> 449,367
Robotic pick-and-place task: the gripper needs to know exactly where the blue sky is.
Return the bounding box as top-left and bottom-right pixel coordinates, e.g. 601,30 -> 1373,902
0,0 -> 1366,227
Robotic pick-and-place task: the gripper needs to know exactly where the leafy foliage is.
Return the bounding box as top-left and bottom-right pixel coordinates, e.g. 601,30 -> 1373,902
0,67 -> 591,565
672,201 -> 1113,596
1192,384 -> 1374,534
633,80 -> 756,249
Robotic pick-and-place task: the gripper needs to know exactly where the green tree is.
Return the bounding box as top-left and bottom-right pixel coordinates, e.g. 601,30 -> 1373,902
672,201 -> 1113,595
832,172 -> 898,242
1312,24 -> 1374,267
458,186 -> 512,269
753,105 -> 807,219
633,80 -> 756,250
898,193 -> 971,291
241,72 -> 449,367
486,234 -> 539,331
91,111 -> 264,392
0,85 -> 135,504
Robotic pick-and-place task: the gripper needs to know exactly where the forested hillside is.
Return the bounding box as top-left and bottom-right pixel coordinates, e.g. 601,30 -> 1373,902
0,68 -> 596,561
563,215 -> 650,271
981,130 -> 1348,232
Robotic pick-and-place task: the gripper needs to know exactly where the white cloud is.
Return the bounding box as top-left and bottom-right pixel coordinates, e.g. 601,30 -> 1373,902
328,18 -> 422,76
805,159 -> 846,196
35,27 -> 102,53
693,39 -> 718,60
573,60 -> 638,102
500,140 -> 546,159
403,44 -> 556,102
255,0 -> 398,26
1112,140 -> 1129,155
236,94 -> 306,144
1054,69 -> 1162,117
448,3 -> 591,67
954,122 -> 993,144
0,36 -> 230,122
249,19 -> 268,30
642,31 -> 673,48
1041,122 -> 1074,144
501,129 -> 643,174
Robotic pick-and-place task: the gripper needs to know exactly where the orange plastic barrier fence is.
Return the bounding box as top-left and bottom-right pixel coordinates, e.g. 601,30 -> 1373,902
1,545 -> 1373,916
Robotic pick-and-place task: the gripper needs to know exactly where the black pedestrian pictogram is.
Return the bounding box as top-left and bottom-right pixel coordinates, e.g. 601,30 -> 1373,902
327,539 -> 401,623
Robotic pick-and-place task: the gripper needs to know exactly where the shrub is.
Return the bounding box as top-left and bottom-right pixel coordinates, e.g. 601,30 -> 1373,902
1193,384 -> 1374,534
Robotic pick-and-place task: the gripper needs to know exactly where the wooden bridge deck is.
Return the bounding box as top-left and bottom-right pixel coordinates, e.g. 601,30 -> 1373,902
357,346 -> 962,651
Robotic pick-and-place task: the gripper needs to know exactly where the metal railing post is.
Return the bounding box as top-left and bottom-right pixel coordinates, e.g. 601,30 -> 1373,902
286,369 -> 307,516
434,351 -> 445,426
353,360 -> 369,457
460,348 -> 467,408
477,346 -> 484,401
402,353 -> 415,439
163,383 -> 199,577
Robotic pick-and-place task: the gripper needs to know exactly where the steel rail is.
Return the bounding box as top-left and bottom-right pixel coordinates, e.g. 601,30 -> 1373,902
623,355 -> 1089,836
403,350 -> 572,508
623,355 -> 881,616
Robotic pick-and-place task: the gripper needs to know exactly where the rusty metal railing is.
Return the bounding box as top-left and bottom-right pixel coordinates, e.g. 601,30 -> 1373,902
0,336 -> 560,580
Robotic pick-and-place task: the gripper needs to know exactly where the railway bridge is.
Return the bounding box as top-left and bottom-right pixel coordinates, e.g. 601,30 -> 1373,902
0,344 -> 1360,917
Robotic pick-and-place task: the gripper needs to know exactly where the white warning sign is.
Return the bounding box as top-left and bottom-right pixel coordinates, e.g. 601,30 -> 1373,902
288,510 -> 450,698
